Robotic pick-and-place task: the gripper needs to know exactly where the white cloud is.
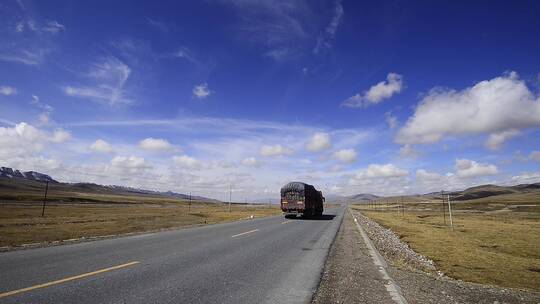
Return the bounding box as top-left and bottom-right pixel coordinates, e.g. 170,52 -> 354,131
455,159 -> 498,178
51,129 -> 71,143
399,144 -> 419,158
42,20 -> 65,33
342,73 -> 403,107
306,132 -> 331,152
485,129 -> 520,150
0,122 -> 45,158
38,112 -> 50,124
313,0 -> 343,54
385,112 -> 398,129
529,151 -> 540,162
260,144 -> 292,157
111,156 -> 151,173
173,155 -> 202,169
416,169 -> 443,182
0,49 -> 50,65
333,148 -> 357,163
353,163 -> 408,179
139,138 -> 174,152
171,47 -> 199,64
511,172 -> 540,184
64,57 -> 132,105
0,86 -> 17,95
396,72 -> 540,145
30,95 -> 53,125
241,157 -> 260,167
193,83 -> 211,99
0,122 -> 71,159
90,139 -> 113,153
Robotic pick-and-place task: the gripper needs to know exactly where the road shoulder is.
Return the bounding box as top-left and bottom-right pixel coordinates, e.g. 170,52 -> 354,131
312,210 -> 396,303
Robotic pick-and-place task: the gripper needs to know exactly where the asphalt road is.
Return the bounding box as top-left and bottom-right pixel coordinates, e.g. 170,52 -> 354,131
0,206 -> 344,304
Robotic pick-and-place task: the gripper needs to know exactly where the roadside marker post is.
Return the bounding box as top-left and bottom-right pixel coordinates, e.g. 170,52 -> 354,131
41,180 -> 49,217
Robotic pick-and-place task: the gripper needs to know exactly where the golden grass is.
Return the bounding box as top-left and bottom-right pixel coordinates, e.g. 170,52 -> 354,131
351,203 -> 540,291
0,202 -> 281,247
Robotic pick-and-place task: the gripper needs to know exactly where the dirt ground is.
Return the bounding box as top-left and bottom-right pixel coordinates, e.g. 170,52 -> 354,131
312,209 -> 540,304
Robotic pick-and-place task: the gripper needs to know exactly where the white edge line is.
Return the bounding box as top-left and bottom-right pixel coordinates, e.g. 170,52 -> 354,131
349,208 -> 408,304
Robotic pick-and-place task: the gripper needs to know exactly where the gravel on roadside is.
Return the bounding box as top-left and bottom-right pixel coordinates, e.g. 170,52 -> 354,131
312,211 -> 396,304
351,209 -> 540,304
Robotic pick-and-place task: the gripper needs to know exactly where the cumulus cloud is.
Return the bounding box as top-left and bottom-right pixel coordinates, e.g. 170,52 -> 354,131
0,86 -> 17,95
111,156 -> 151,173
455,159 -> 498,178
399,144 -> 420,159
485,129 -> 520,150
353,163 -> 408,179
90,139 -> 113,153
193,83 -> 211,99
173,155 -> 202,169
0,122 -> 46,158
342,73 -> 403,107
51,129 -> 71,143
260,144 -> 291,157
333,148 -> 357,163
416,169 -> 444,182
396,72 -> 540,145
511,172 -> 540,184
139,138 -> 174,152
306,132 -> 331,152
0,122 -> 70,159
241,157 -> 260,167
64,57 -> 132,105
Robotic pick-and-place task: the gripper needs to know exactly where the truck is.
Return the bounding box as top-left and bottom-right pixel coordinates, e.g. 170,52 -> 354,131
280,182 -> 324,217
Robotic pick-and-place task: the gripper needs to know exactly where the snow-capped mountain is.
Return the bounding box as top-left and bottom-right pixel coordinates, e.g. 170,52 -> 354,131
0,167 -> 58,183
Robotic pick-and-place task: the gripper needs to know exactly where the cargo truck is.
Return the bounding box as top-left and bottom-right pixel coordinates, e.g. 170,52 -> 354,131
280,182 -> 324,217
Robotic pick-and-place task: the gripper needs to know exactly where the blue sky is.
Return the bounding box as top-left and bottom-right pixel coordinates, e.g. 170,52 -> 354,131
1,0 -> 540,200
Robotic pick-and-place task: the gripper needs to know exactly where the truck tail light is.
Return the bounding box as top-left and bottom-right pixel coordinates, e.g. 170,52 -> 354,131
282,201 -> 288,204
297,201 -> 303,204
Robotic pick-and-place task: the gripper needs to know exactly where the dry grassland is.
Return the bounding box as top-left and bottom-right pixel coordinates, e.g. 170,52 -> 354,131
352,201 -> 540,291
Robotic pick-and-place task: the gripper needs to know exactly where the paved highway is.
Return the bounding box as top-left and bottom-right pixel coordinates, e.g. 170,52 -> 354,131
0,206 -> 344,304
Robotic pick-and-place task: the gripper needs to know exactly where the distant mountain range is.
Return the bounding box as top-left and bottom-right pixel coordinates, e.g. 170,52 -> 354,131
347,183 -> 540,203
448,183 -> 540,201
0,167 -> 58,183
0,166 -> 219,203
347,193 -> 380,202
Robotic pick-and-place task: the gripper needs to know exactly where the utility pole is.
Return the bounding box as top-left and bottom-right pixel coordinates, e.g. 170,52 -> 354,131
189,192 -> 191,213
447,194 -> 454,231
441,190 -> 446,225
228,184 -> 232,213
41,181 -> 49,217
401,196 -> 404,217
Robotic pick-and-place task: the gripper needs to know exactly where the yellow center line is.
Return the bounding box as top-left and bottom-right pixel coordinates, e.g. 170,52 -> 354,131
0,261 -> 140,299
231,229 -> 259,238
